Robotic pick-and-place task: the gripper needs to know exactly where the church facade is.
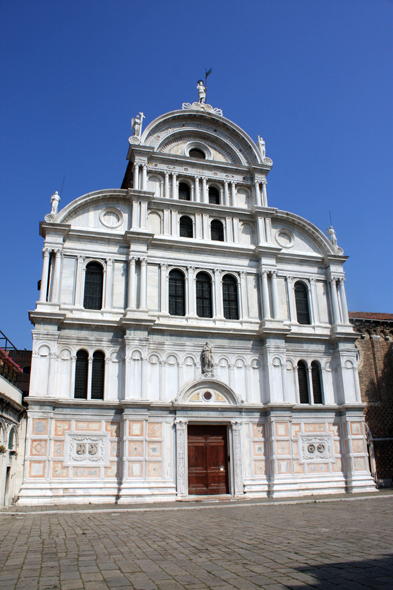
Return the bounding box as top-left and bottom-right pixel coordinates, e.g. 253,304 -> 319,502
18,88 -> 376,504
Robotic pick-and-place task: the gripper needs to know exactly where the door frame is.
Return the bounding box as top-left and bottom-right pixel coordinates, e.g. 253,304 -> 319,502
175,419 -> 243,498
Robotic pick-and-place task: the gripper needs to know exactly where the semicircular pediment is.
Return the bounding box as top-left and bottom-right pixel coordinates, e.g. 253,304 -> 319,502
174,379 -> 243,406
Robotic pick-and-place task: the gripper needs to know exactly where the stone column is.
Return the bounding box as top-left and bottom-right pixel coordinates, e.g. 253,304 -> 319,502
160,263 -> 168,313
265,217 -> 272,242
271,271 -> 279,319
261,179 -> 268,206
187,266 -> 196,316
87,355 -> 93,400
164,172 -> 170,198
75,255 -> 85,307
133,164 -> 140,190
224,181 -> 229,206
172,173 -> 177,199
39,249 -> 51,302
140,258 -> 147,310
127,256 -> 136,309
310,278 -> 319,324
105,258 -> 113,310
338,278 -> 349,324
257,217 -> 266,244
194,176 -> 200,202
70,355 -> 76,398
202,177 -> 208,203
307,364 -> 313,404
132,200 -> 139,229
214,269 -> 223,318
51,249 -> 62,303
142,164 -> 147,190
254,181 -> 262,206
225,217 -> 233,242
286,276 -> 296,322
191,183 -> 195,201
176,419 -> 188,497
233,218 -> 240,243
159,179 -> 164,198
261,270 -> 271,319
231,422 -> 243,496
230,182 -> 236,207
240,271 -> 248,319
103,357 -> 109,401
140,201 -> 148,229
330,278 -> 340,325
211,272 -> 216,317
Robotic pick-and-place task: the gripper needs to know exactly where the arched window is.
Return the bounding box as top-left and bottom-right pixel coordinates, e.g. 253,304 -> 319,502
84,262 -> 103,310
91,351 -> 105,400
179,182 -> 191,201
294,281 -> 310,325
180,215 -> 193,238
74,350 -> 88,399
8,428 -> 15,450
211,219 -> 224,241
196,272 -> 212,318
169,269 -> 185,316
209,186 -> 220,204
311,361 -> 323,404
297,360 -> 309,404
189,148 -> 205,159
223,275 -> 239,320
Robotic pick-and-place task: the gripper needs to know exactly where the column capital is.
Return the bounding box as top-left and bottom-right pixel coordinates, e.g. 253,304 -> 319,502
43,248 -> 51,256
160,262 -> 168,270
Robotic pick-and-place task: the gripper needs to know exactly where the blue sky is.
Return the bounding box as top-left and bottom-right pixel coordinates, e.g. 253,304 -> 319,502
1,0 -> 392,349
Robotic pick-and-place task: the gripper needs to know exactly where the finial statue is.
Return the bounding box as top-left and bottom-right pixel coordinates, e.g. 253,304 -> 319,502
257,136 -> 266,158
197,80 -> 206,104
131,112 -> 145,137
50,191 -> 61,215
201,341 -> 214,373
326,225 -> 338,249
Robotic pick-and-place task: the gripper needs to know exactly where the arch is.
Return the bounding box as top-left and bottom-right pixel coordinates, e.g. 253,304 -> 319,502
74,349 -> 88,399
239,222 -> 255,245
8,426 -> 16,450
211,219 -> 224,242
311,360 -> 323,404
147,175 -> 162,197
179,215 -> 193,238
297,360 -> 309,404
294,281 -> 311,325
189,148 -> 205,159
208,185 -> 220,204
222,274 -> 239,320
178,182 -> 191,201
147,211 -> 162,234
175,378 -> 242,406
169,268 -> 185,316
38,344 -> 51,357
196,271 -> 212,318
84,261 -> 103,310
92,350 -> 105,400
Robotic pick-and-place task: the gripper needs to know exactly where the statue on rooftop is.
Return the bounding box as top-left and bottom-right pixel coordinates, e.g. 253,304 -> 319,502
257,136 -> 266,158
131,112 -> 145,137
50,191 -> 60,215
326,225 -> 338,249
197,80 -> 206,104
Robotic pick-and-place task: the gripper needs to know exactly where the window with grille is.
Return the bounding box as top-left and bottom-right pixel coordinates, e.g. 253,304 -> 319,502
209,186 -> 220,204
74,350 -> 88,399
294,281 -> 310,324
223,274 -> 239,320
84,262 -> 103,310
179,182 -> 191,200
297,360 -> 309,403
169,269 -> 185,316
189,148 -> 205,159
196,272 -> 212,318
211,219 -> 224,241
91,351 -> 105,400
311,361 -> 323,404
180,215 -> 193,238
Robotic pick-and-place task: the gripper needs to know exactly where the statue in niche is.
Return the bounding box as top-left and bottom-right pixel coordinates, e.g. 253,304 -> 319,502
201,341 -> 214,373
50,191 -> 61,215
131,112 -> 145,137
257,136 -> 266,158
197,80 -> 206,104
326,225 -> 338,249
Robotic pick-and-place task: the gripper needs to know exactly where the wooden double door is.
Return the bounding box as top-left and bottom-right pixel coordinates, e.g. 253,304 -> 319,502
188,424 -> 229,495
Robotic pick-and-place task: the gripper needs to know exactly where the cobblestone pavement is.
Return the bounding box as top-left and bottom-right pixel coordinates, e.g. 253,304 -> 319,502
1,495 -> 393,590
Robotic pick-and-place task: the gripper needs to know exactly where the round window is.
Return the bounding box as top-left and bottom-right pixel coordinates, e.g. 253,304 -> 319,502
203,391 -> 212,401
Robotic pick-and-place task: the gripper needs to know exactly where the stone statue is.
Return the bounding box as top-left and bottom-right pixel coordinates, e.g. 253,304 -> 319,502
132,112 -> 145,137
202,341 -> 214,373
257,136 -> 266,158
197,80 -> 206,104
326,225 -> 338,249
50,191 -> 61,215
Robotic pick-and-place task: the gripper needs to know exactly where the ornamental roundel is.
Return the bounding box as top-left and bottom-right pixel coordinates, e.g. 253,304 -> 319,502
99,207 -> 124,229
275,229 -> 295,249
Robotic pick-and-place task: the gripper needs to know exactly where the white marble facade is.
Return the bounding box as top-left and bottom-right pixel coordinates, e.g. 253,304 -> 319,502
18,96 -> 376,504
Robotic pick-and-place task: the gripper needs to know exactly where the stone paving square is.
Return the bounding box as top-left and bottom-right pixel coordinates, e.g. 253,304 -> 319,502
0,495 -> 392,589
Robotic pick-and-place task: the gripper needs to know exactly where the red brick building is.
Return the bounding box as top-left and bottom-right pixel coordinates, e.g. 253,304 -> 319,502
349,312 -> 393,486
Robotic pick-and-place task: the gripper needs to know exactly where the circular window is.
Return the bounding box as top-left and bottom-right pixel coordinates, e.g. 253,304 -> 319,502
203,391 -> 212,401
100,208 -> 123,229
275,229 -> 295,248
